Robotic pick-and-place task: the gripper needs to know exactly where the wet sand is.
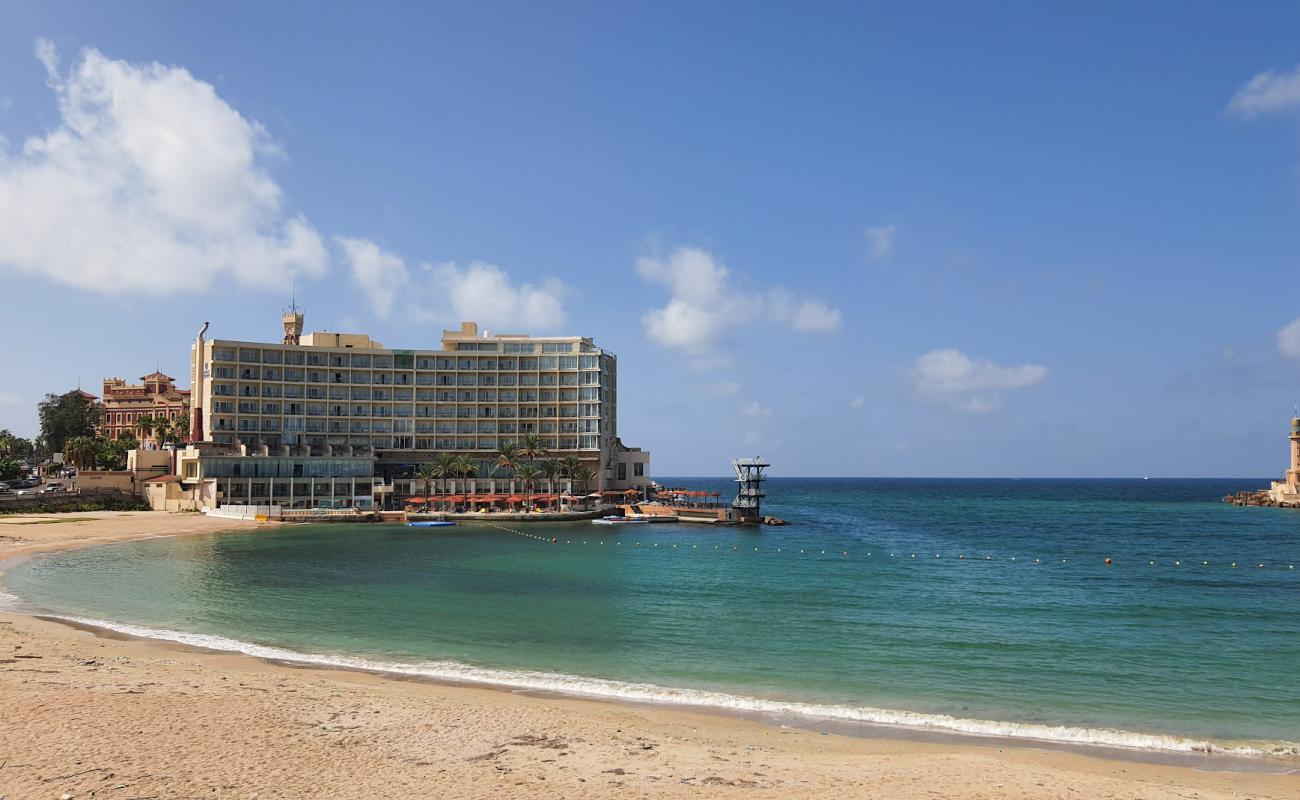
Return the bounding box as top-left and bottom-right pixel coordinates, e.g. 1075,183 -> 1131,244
1,511 -> 1297,799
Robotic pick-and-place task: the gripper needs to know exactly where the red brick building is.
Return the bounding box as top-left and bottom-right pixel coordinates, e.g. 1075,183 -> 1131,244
99,372 -> 191,446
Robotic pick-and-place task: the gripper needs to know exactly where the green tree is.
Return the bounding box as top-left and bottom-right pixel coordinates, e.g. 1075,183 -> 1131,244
63,436 -> 100,470
494,443 -> 522,488
539,459 -> 561,495
571,465 -> 596,497
431,452 -> 459,494
38,391 -> 100,455
153,417 -> 179,448
8,437 -> 34,460
452,454 -> 477,491
100,438 -> 133,470
515,463 -> 540,508
414,463 -> 436,506
136,415 -> 157,445
519,433 -> 548,463
0,456 -> 20,481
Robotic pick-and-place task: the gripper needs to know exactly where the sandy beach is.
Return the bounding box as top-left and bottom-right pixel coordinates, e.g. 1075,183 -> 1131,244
1,512 -> 1297,800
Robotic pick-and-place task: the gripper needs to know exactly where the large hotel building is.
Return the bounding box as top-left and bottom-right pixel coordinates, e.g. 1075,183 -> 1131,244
182,312 -> 649,509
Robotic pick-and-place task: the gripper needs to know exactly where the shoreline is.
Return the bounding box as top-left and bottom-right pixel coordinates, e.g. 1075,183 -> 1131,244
1,511 -> 1298,799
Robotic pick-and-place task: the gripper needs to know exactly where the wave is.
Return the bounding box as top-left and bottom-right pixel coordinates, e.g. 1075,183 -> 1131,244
38,612 -> 1300,760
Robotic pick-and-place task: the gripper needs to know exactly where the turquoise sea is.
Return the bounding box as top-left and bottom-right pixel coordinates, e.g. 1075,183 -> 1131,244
4,479 -> 1299,760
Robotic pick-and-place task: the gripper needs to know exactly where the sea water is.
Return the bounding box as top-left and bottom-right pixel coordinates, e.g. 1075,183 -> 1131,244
4,478 -> 1299,758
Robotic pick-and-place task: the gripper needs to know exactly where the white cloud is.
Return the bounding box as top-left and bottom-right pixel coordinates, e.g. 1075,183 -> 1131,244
765,288 -> 842,331
1278,318 -> 1300,357
1227,64 -> 1300,119
865,224 -> 896,261
740,401 -> 772,417
425,261 -> 566,330
0,40 -> 328,294
334,237 -> 568,330
637,246 -> 842,355
912,348 -> 1047,413
338,237 -> 409,318
849,395 -> 865,408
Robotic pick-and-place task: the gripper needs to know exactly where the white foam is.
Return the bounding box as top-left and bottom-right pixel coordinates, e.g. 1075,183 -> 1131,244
46,613 -> 1300,760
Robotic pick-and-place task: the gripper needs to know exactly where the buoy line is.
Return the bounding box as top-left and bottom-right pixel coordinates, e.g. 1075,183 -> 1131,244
474,525 -> 1297,571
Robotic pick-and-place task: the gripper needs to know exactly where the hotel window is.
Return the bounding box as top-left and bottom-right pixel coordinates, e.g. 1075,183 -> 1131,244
239,349 -> 260,363
263,350 -> 282,364
519,357 -> 539,370
579,356 -> 599,369
284,368 -> 303,381
262,368 -> 281,380
559,356 -> 578,369
373,355 -> 394,369
284,351 -> 304,365
538,356 -> 558,370
542,342 -> 572,353
634,463 -> 644,477
284,386 -> 303,399
456,343 -> 477,351
261,385 -> 281,398
618,463 -> 627,481
503,342 -> 534,354
214,348 -> 236,361
238,401 -> 258,413
308,353 -> 326,366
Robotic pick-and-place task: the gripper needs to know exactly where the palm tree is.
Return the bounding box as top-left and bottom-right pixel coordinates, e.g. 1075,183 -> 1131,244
519,432 -> 548,463
515,463 -> 540,509
414,463 -> 436,509
572,465 -> 596,497
155,416 -> 179,448
540,459 -> 561,495
453,454 -> 477,495
64,436 -> 99,470
136,415 -> 157,447
431,452 -> 458,495
0,429 -> 14,456
494,443 -> 522,491
560,454 -> 581,479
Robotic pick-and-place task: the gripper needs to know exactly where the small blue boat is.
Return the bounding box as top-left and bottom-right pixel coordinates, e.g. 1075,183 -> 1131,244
407,520 -> 457,528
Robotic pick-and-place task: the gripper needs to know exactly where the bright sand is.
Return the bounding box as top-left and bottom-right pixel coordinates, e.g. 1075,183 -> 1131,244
1,511 -> 1297,799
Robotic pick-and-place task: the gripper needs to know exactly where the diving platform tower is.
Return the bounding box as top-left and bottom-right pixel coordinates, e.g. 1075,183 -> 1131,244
731,457 -> 769,521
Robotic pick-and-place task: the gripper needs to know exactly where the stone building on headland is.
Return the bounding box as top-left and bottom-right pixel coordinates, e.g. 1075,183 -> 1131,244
1267,417 -> 1300,505
1225,416 -> 1300,507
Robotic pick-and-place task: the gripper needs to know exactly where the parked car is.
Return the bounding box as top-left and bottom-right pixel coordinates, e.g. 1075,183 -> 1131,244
0,482 -> 11,494
39,484 -> 65,494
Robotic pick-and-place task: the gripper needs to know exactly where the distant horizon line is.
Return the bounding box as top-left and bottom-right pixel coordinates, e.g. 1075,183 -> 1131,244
653,475 -> 1272,481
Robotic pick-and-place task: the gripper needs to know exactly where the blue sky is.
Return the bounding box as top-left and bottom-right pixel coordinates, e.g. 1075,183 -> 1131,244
2,1 -> 1300,477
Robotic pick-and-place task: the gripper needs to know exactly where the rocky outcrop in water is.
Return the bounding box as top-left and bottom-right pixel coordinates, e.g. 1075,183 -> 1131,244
1223,490 -> 1299,508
